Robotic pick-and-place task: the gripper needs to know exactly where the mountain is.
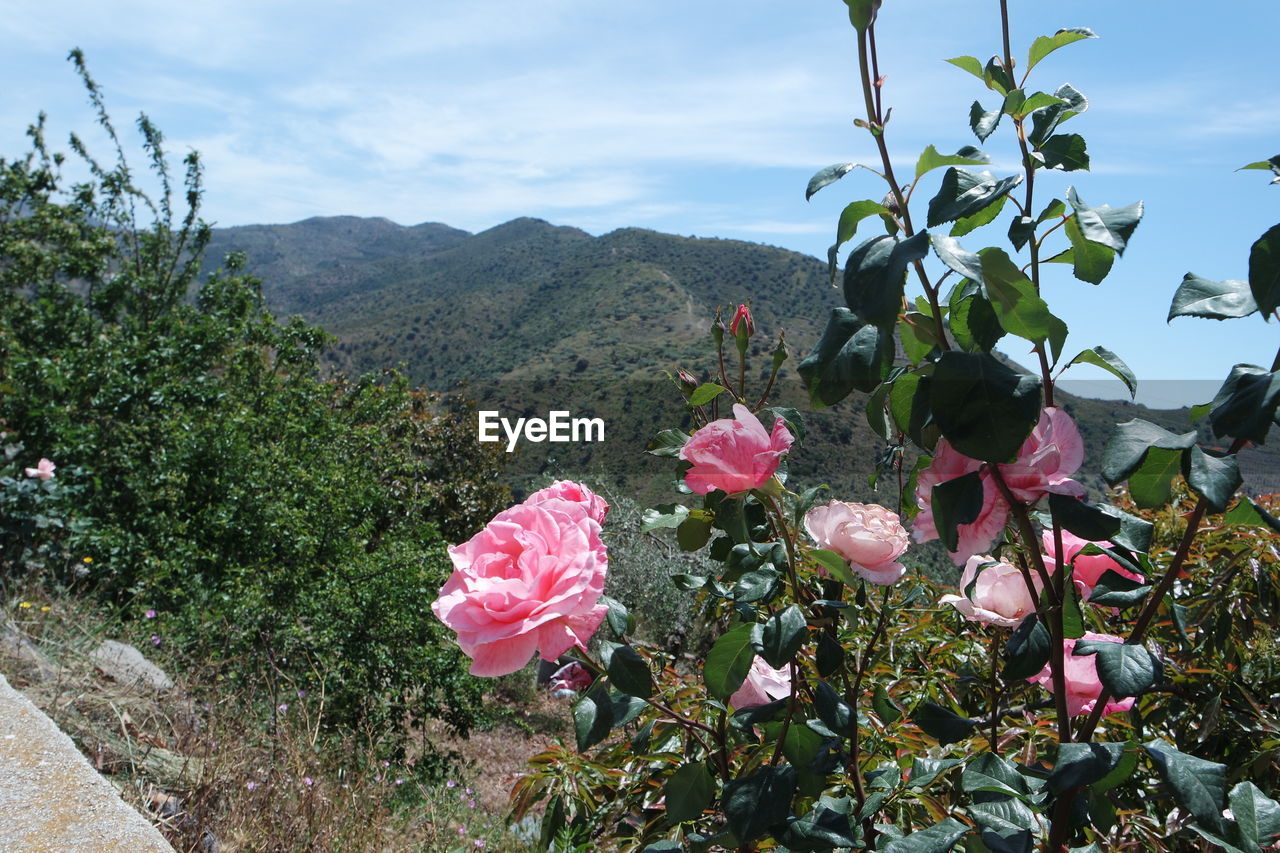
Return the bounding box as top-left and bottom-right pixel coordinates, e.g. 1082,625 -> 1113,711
203,216 -> 1280,508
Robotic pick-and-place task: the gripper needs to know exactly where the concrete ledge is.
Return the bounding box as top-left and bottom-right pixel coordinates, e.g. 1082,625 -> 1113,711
0,672 -> 174,852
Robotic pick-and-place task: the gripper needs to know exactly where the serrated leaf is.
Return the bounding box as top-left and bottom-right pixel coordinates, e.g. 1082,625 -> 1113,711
1067,187 -> 1143,255
704,624 -> 757,700
1184,446 -> 1242,513
916,144 -> 991,180
723,766 -> 797,842
951,193 -> 1008,237
1101,419 -> 1197,485
1251,223 -> 1280,316
1168,274 -> 1258,321
1229,781 -> 1280,844
602,595 -> 631,638
1039,133 -> 1090,171
642,503 -> 690,531
807,162 -> 856,201
1144,739 -> 1228,832
881,817 -> 970,852
1047,743 -> 1125,795
946,55 -> 986,81
950,283 -> 1005,353
844,232 -> 932,328
1074,640 -> 1159,697
963,753 -> 1031,798
758,604 -> 807,668
834,199 -> 895,264
573,682 -> 614,751
1129,446 -> 1184,508
1064,214 -> 1115,284
1030,84 -> 1088,147
932,234 -> 985,283
928,167 -> 1021,226
1027,28 -> 1098,71
606,643 -> 654,699
688,382 -> 726,406
665,762 -> 715,825
1008,215 -> 1034,251
1208,365 -> 1280,445
909,757 -> 963,788
1048,493 -> 1122,540
980,247 -> 1053,342
646,428 -> 689,457
1066,346 -> 1136,398
798,307 -> 895,407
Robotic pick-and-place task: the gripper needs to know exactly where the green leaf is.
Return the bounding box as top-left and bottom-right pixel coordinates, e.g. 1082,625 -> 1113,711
1229,781 -> 1280,844
1066,346 -> 1136,398
1074,640 -> 1160,697
704,624 -> 757,701
798,308 -> 895,407
688,382 -> 726,406
806,162 -> 856,201
873,683 -> 901,724
1027,27 -> 1098,71
1039,133 -> 1090,171
1049,493 -> 1122,541
817,633 -> 845,678
930,351 -> 1042,462
1208,365 -> 1280,444
642,503 -> 690,531
605,643 -> 654,699
732,568 -> 780,603
1004,614 -> 1051,680
930,471 -> 984,553
814,680 -> 855,736
1063,214 -> 1116,284
1183,447 -> 1242,513
1088,570 -> 1151,608
834,199 -> 895,262
676,514 -> 714,551
909,757 -> 964,789
601,595 -> 632,638
1017,91 -> 1067,118
646,428 -> 689,457
1094,744 -> 1141,794
810,548 -> 859,589
900,311 -> 943,363
962,753 -> 1031,798
881,817 -> 970,852
951,193 -> 1009,237
1062,578 -> 1085,640
1101,504 -> 1155,553
928,168 -> 1022,227
665,762 -> 715,825
866,380 -> 894,440
1101,419 -> 1197,485
573,682 -> 614,751
969,799 -> 1038,849
915,144 -> 990,180
612,691 -> 647,727
1067,187 -> 1143,255
777,797 -> 859,850
890,371 -> 935,447
949,282 -> 1005,353
1008,215 -> 1034,251
946,56 -> 986,81
1224,496 -> 1280,534
1168,274 -> 1258,321
844,232 -> 932,328
932,234 -> 985,283
757,604 -> 808,668
1038,198 -> 1067,224
723,766 -> 797,842
1129,446 -> 1184,508
1047,743 -> 1125,795
980,247 -> 1053,342
1238,154 -> 1280,176
983,57 -> 1014,96
1251,223 -> 1280,316
1144,739 -> 1228,832
1030,84 -> 1089,147
913,701 -> 976,745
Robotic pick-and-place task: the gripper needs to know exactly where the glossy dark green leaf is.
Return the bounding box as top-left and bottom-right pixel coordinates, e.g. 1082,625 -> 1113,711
928,168 -> 1022,227
951,193 -> 1008,237
688,382 -> 726,406
732,568 -> 779,603
932,234 -> 985,283
806,162 -> 856,201
642,843 -> 683,853
1003,614 -> 1050,680
1047,742 -> 1125,795
913,701 -> 976,745
1039,134 -> 1090,171
873,683 -> 901,724
950,282 -> 1005,353
983,57 -> 1014,96
1074,640 -> 1160,697
1063,214 -> 1115,284
1008,215 -> 1034,251
646,428 -> 689,457
814,680 -> 854,736
1229,781 -> 1280,844
1168,274 -> 1258,321
1129,446 -> 1184,508
930,351 -> 1042,462
1066,346 -> 1136,398
890,370 -> 934,447
881,817 -> 970,852
1101,419 -> 1197,485
642,503 -> 690,531
970,800 -> 1037,853
1061,578 -> 1085,640
931,471 -> 984,554
1038,198 -> 1067,224
798,308 -> 895,407
606,643 -> 654,699
1208,365 -> 1280,444
832,200 -> 895,279
573,682 -> 614,751
810,548 -> 859,589
1088,570 -> 1151,608
909,757 -> 963,788
723,766 -> 797,842
1017,91 -> 1067,118
704,624 -> 756,700
602,595 -> 632,638
962,753 -> 1030,798
866,380 -> 894,440
677,514 -> 714,551
766,406 -> 807,444
1183,446 -> 1242,513
1251,223 -> 1280,316
665,761 -> 715,825
980,248 -> 1053,342
844,232 -> 932,328
1049,494 -> 1122,541
916,144 -> 991,179
758,604 -> 808,668
1030,84 -> 1088,147
1100,504 -> 1155,554
1224,496 -> 1280,533
777,797 -> 860,850
1027,27 -> 1098,71
1144,739 -> 1228,832
1067,187 -> 1143,255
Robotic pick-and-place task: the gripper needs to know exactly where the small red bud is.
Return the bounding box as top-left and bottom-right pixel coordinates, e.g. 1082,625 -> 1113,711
729,303 -> 754,337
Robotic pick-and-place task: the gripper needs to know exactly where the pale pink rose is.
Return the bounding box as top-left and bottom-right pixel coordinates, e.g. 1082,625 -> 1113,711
1027,632 -> 1136,717
526,480 -> 610,525
24,458 -> 55,480
1041,529 -> 1145,601
805,500 -> 909,585
432,496 -> 608,677
998,408 -> 1086,502
548,661 -> 594,698
729,657 -> 792,709
912,439 -> 1010,564
679,403 -> 794,496
940,555 -> 1040,627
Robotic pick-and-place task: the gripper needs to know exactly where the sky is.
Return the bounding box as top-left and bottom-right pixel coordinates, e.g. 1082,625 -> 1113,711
2,1 -> 1276,407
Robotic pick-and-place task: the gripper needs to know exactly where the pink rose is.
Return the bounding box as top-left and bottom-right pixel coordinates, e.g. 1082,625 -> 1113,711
679,403 -> 794,496
432,496 -> 608,677
912,439 -> 1010,564
998,408 -> 1086,502
24,458 -> 55,480
729,303 -> 754,337
729,657 -> 791,709
547,661 -> 594,698
1041,529 -> 1145,602
805,500 -> 909,585
1027,632 -> 1136,717
526,480 -> 610,525
940,555 -> 1039,627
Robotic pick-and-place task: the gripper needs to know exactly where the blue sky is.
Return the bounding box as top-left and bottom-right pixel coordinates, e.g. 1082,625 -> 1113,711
3,1 -> 1276,406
